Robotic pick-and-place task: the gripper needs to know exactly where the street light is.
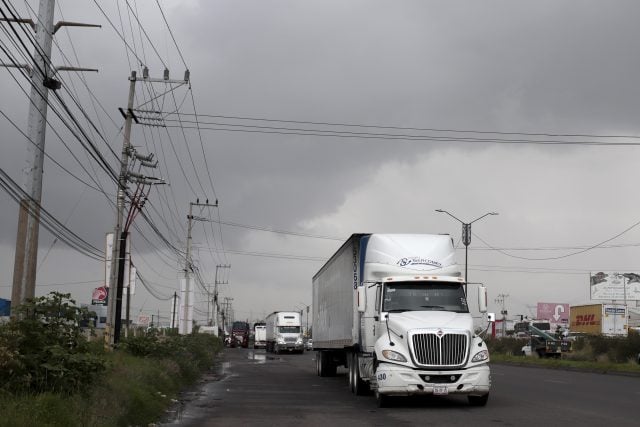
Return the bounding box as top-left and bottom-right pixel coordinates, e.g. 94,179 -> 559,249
435,209 -> 498,294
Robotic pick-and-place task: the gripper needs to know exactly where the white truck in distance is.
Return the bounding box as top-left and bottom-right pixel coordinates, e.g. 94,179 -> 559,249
313,234 -> 492,407
266,311 -> 304,354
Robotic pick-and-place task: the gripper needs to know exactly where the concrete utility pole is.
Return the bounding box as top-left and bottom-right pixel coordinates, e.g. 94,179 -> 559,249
495,293 -> 509,337
211,264 -> 230,334
180,200 -> 218,335
8,0 -> 55,315
105,69 -> 168,348
105,71 -> 137,347
1,1 -> 99,316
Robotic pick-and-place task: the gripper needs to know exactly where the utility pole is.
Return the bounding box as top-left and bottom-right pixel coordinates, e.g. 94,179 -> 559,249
211,264 -> 230,334
495,294 -> 509,338
171,291 -> 178,329
105,69 -> 170,348
222,297 -> 234,335
180,199 -> 218,335
1,1 -> 99,316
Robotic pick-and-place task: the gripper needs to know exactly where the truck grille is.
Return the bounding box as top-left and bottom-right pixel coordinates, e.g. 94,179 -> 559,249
411,332 -> 468,367
284,337 -> 297,343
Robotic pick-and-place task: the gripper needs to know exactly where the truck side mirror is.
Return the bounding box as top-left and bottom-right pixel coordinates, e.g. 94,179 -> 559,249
487,313 -> 496,322
478,285 -> 488,313
357,287 -> 366,313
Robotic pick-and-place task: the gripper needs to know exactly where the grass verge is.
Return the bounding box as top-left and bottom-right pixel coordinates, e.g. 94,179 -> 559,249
490,353 -> 640,375
0,334 -> 222,427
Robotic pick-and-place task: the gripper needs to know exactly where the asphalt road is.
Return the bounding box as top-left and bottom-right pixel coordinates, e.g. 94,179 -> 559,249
165,347 -> 640,427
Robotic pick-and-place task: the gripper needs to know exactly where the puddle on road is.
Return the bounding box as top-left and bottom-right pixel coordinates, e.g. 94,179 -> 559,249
160,358 -> 230,426
247,351 -> 266,363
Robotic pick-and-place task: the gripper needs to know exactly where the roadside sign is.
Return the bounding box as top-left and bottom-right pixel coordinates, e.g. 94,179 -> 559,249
91,286 -> 108,305
537,302 -> 569,323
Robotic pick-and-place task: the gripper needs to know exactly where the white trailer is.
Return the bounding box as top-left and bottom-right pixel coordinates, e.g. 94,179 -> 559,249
254,322 -> 267,349
313,234 -> 492,407
266,311 -> 304,354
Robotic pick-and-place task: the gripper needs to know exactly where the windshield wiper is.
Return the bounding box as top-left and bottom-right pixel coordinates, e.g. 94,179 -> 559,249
385,309 -> 412,313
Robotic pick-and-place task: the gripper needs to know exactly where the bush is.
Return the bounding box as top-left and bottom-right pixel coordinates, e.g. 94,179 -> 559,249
0,292 -> 106,395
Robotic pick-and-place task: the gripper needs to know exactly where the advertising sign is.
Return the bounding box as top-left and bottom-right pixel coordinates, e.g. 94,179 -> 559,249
137,314 -> 150,326
590,272 -> 640,301
91,286 -> 108,306
537,302 -> 570,323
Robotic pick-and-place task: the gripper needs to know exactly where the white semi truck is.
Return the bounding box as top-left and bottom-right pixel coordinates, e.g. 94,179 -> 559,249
266,311 -> 304,354
313,234 -> 492,407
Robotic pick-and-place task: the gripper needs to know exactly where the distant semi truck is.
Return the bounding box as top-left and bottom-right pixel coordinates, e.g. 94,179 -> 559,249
313,233 -> 492,407
266,311 -> 304,354
230,321 -> 250,348
254,322 -> 266,349
570,304 -> 628,337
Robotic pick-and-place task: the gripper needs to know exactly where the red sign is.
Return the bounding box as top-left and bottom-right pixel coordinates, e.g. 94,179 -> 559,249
537,302 -> 570,322
92,286 -> 108,305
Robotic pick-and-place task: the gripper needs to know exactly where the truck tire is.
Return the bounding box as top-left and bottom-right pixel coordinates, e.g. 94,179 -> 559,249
318,351 -> 336,377
349,353 -> 368,395
468,393 -> 489,406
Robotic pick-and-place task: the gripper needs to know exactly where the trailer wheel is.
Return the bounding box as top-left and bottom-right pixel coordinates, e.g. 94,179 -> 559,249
318,351 -> 336,377
468,393 -> 489,407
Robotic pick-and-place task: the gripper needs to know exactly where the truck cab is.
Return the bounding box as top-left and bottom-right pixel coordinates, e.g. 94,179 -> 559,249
362,276 -> 491,406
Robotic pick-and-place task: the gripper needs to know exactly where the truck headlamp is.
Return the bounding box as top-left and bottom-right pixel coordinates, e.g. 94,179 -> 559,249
296,338 -> 303,344
471,350 -> 489,363
277,337 -> 285,344
382,350 -> 407,363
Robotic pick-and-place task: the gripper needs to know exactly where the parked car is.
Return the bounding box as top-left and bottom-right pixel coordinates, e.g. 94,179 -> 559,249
305,338 -> 313,351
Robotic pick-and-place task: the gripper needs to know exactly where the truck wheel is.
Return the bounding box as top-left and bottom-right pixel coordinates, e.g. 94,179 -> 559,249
319,351 -> 335,377
351,353 -> 369,396
468,393 -> 489,406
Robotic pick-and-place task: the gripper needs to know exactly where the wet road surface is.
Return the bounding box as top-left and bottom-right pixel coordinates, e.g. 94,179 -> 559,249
162,347 -> 640,426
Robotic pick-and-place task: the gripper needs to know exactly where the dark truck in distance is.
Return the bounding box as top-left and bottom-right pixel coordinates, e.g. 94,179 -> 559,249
230,321 -> 250,348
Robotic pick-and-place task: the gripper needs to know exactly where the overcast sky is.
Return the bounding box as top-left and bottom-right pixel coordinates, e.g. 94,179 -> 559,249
2,0 -> 640,325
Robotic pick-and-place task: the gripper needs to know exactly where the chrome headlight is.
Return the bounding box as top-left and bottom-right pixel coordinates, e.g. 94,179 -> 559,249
296,338 -> 303,344
381,349 -> 407,363
471,350 -> 489,363
277,337 -> 285,344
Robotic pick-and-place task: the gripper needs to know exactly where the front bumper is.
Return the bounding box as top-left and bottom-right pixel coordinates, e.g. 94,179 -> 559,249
376,362 -> 490,397
276,343 -> 304,351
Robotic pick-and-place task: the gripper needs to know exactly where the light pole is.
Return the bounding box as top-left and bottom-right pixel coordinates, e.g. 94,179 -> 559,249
435,209 -> 498,295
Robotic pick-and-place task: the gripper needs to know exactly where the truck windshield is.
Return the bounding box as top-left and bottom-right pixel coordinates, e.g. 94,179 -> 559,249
382,282 -> 468,313
278,326 -> 300,333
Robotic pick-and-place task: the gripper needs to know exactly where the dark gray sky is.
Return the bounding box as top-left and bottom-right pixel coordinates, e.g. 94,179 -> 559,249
2,0 -> 640,324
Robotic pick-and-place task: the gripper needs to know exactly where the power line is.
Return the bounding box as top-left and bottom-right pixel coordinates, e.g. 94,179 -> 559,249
168,113 -> 640,141
472,216 -> 640,261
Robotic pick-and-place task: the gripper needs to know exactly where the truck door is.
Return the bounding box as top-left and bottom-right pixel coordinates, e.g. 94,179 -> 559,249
360,281 -> 380,352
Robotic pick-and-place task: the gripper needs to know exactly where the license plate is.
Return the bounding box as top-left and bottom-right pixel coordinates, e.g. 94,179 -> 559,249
433,386 -> 448,395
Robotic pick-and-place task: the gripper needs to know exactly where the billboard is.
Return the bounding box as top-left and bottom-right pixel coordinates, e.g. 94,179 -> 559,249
590,272 -> 640,301
91,286 -> 108,306
537,302 -> 570,323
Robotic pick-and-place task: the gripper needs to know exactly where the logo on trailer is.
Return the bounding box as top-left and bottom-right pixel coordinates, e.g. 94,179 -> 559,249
573,314 -> 600,326
397,257 -> 442,268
